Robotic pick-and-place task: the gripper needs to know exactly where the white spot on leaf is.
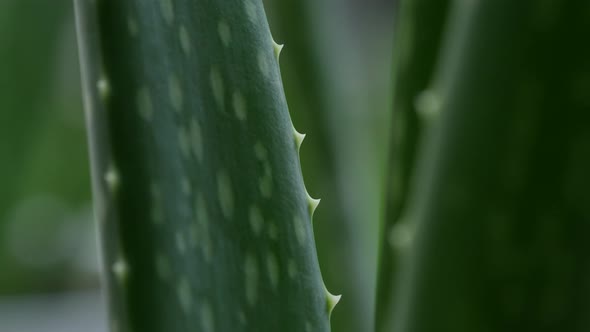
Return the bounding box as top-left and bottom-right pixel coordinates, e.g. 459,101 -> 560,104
177,277 -> 192,313
195,193 -> 213,262
232,91 -> 247,121
259,163 -> 273,198
177,125 -> 191,159
210,68 -> 225,110
181,177 -> 191,196
293,215 -> 306,246
179,26 -> 191,55
266,252 -> 279,290
176,231 -> 186,253
168,74 -> 183,112
189,117 -> 203,162
254,142 -> 268,160
257,51 -> 270,78
217,21 -> 232,47
217,171 -> 234,219
159,0 -> 174,25
244,0 -> 258,23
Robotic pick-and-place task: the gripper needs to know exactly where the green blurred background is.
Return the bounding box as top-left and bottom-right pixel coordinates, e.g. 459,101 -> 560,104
0,0 -> 394,331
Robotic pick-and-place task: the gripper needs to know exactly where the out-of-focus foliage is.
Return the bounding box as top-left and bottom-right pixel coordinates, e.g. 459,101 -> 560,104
375,0 -> 451,330
381,1 -> 590,331
0,0 -> 94,294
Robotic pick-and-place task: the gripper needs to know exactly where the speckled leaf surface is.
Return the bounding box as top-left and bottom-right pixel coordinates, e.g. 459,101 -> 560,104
74,0 -> 337,331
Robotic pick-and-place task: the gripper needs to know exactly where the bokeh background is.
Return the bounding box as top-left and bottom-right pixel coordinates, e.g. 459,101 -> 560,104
0,0 -> 394,331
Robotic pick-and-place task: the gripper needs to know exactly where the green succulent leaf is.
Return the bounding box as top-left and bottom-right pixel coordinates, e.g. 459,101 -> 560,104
387,1 -> 590,331
74,0 -> 337,331
375,0 -> 451,330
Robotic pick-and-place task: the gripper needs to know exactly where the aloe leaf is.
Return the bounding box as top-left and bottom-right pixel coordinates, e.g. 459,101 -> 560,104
74,0 -> 338,331
264,1 -> 370,331
389,1 -> 590,331
375,0 -> 450,330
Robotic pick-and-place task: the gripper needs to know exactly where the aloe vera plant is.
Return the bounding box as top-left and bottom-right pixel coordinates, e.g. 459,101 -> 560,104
74,0 -> 338,331
381,0 -> 590,331
68,0 -> 590,330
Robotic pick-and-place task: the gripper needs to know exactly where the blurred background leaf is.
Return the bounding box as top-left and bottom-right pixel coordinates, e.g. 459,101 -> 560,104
374,0 -> 451,330
0,0 -> 96,294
